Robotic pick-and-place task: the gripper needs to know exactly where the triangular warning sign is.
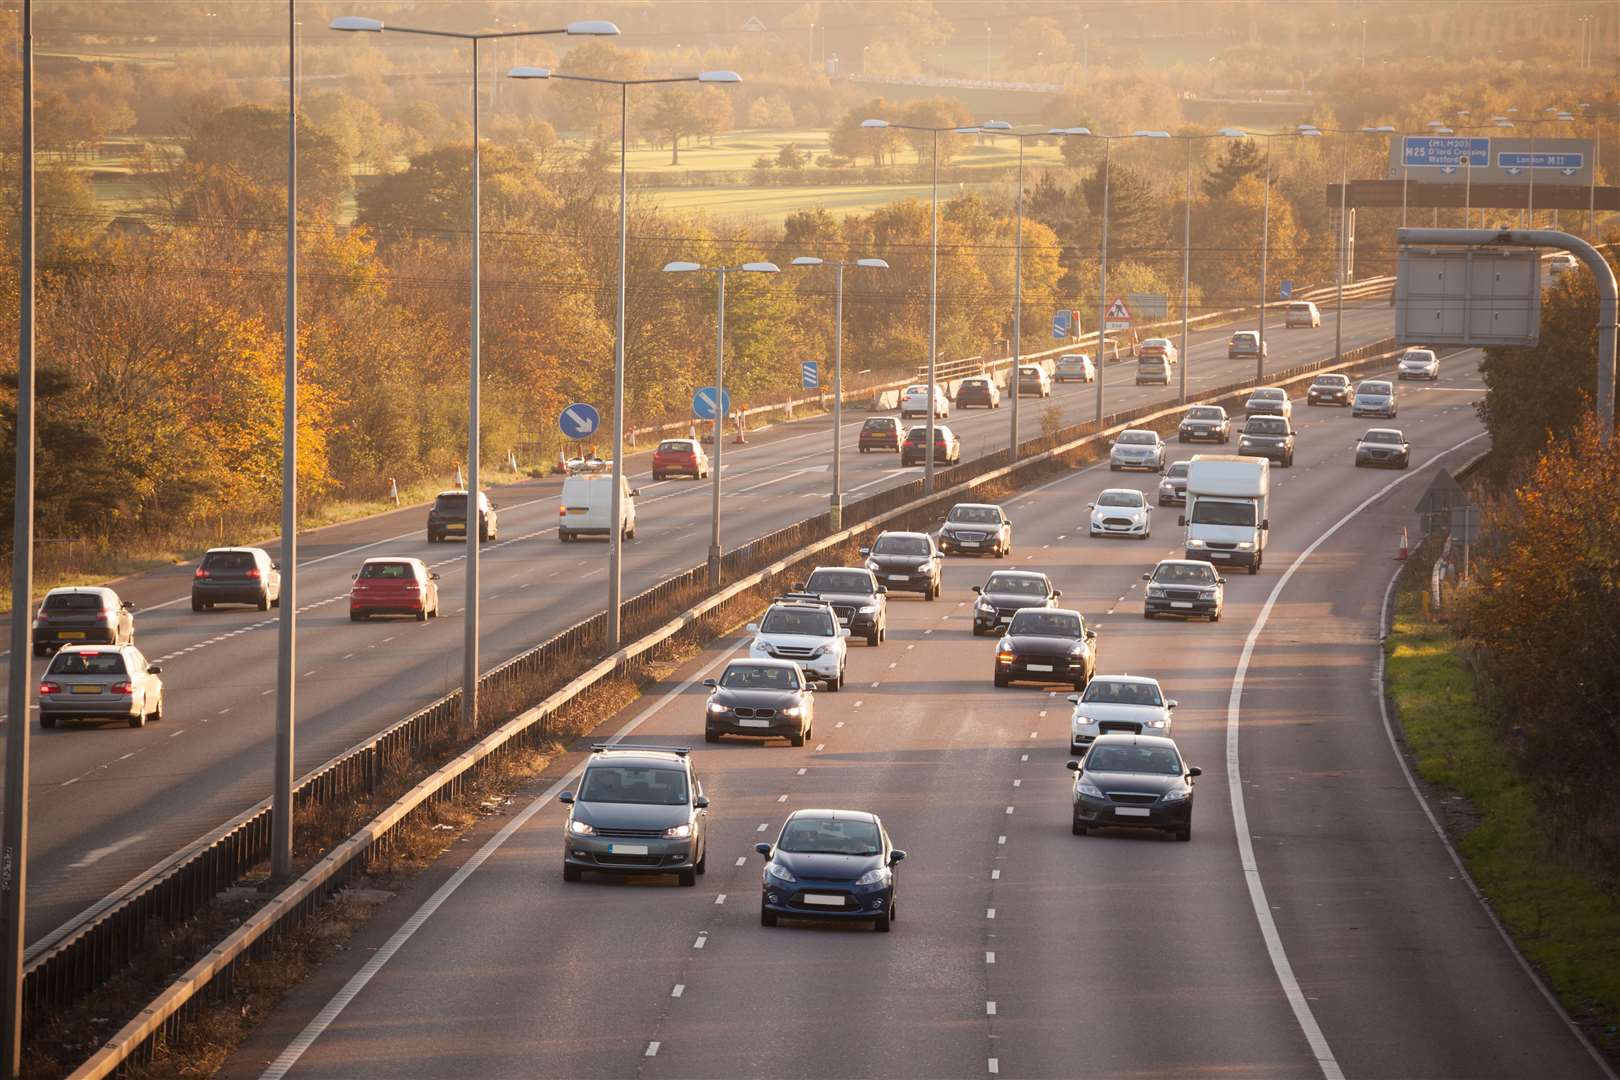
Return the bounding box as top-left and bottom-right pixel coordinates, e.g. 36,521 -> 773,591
741,15 -> 767,31
1105,297 -> 1131,321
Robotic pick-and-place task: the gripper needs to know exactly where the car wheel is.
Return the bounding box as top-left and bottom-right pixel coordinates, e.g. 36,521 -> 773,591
791,728 -> 806,748
994,672 -> 1009,688
677,868 -> 697,887
563,863 -> 583,882
761,904 -> 778,927
1175,824 -> 1192,842
972,624 -> 985,637
878,625 -> 887,643
1247,561 -> 1259,576
695,844 -> 707,874
704,729 -> 719,743
1401,457 -> 1410,470
39,715 -> 56,730
652,471 -> 663,481
875,907 -> 893,933
1072,819 -> 1087,836
350,612 -> 364,621
826,672 -> 841,693
150,696 -> 163,724
1143,610 -> 1154,619
191,597 -> 203,613
1211,609 -> 1222,622
416,608 -> 428,622
1109,463 -> 1120,472
257,592 -> 270,612
866,627 -> 880,647
128,711 -> 145,729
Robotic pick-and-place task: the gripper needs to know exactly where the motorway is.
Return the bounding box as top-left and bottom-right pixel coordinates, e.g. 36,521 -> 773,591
4,299 -> 1402,949
219,348 -> 1608,1080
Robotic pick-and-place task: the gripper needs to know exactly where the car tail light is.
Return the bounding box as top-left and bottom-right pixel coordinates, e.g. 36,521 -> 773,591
39,681 -> 59,695
34,610 -> 47,622
194,567 -> 210,579
95,609 -> 111,622
559,506 -> 567,517
245,568 -> 261,579
111,681 -> 134,695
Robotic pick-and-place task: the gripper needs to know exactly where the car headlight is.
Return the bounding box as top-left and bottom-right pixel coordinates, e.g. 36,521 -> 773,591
569,819 -> 596,837
781,705 -> 804,718
1186,539 -> 1207,549
664,823 -> 693,839
1162,788 -> 1192,802
1200,588 -> 1219,599
1068,643 -> 1087,656
1072,714 -> 1094,730
1077,777 -> 1104,799
1236,541 -> 1255,550
1147,586 -> 1166,597
766,862 -> 797,883
976,600 -> 995,614
749,639 -> 768,652
854,866 -> 892,887
707,702 -> 729,715
1159,482 -> 1173,492
858,604 -> 879,614
1145,718 -> 1167,728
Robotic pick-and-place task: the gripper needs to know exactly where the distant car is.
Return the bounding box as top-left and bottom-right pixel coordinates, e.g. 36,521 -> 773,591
1238,415 -> 1296,467
1285,301 -> 1321,328
900,383 -> 949,419
858,416 -> 903,454
1244,386 -> 1293,419
38,645 -> 163,730
1068,734 -> 1200,841
1109,429 -> 1167,472
747,596 -> 849,689
1353,379 -> 1398,418
652,438 -> 710,480
795,566 -> 887,646
901,424 -> 960,466
1178,405 -> 1231,444
1397,349 -> 1440,381
1228,330 -> 1267,359
349,557 -> 440,621
1089,488 -> 1153,539
1016,364 -> 1053,397
862,531 -> 942,600
191,547 -> 280,612
1306,373 -> 1352,407
703,659 -> 814,746
427,489 -> 498,543
994,607 -> 1098,690
1548,253 -> 1578,277
1138,338 -> 1179,365
1055,353 -> 1095,383
1354,428 -> 1411,469
560,744 -> 708,887
757,809 -> 905,932
938,502 -> 1012,557
1157,461 -> 1190,506
956,376 -> 1001,409
1066,674 -> 1177,753
32,587 -> 135,656
971,570 -> 1060,636
1142,559 -> 1224,621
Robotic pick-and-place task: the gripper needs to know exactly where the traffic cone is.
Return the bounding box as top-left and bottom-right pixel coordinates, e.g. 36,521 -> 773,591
555,449 -> 567,475
1396,526 -> 1409,560
733,411 -> 748,445
454,463 -> 464,488
387,477 -> 399,506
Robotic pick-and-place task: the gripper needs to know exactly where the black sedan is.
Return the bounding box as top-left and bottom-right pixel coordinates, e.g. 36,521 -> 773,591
1177,405 -> 1231,444
703,659 -> 813,745
939,502 -> 1012,557
757,809 -> 905,932
1354,428 -> 1410,469
971,571 -> 1060,636
862,532 -> 942,599
796,567 -> 887,646
994,607 -> 1096,690
1069,734 -> 1200,841
1307,373 -> 1351,407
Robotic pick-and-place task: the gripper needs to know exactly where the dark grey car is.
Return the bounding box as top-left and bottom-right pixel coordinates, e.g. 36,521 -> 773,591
796,567 -> 887,646
1237,415 -> 1295,467
1157,461 -> 1190,506
32,587 -> 135,656
191,547 -> 280,612
971,571 -> 1060,635
704,660 -> 814,745
561,746 -> 709,887
939,502 -> 1012,558
861,532 -> 942,600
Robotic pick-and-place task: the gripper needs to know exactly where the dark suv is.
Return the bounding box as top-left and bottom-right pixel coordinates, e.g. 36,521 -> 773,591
858,416 -> 902,453
560,745 -> 709,887
796,567 -> 887,646
192,547 -> 280,612
427,489 -> 498,543
1237,415 -> 1295,467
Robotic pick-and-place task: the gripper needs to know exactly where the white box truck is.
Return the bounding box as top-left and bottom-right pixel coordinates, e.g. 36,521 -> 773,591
1180,455 -> 1269,574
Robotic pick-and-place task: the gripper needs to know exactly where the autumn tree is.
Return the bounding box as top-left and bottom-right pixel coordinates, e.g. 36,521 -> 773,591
1202,139 -> 1264,199
829,99 -> 904,166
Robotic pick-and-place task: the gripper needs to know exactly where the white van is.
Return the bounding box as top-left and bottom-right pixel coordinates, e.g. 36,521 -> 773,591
559,473 -> 637,542
1285,301 -> 1321,328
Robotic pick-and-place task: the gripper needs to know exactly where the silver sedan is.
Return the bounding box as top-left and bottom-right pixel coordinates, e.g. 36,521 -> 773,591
38,644 -> 164,729
1109,429 -> 1167,472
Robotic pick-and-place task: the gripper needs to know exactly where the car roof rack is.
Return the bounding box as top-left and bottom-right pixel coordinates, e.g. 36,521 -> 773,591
591,743 -> 690,756
772,591 -> 827,604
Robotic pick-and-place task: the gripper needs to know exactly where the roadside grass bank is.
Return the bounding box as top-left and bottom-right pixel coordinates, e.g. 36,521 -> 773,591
1386,560 -> 1620,1063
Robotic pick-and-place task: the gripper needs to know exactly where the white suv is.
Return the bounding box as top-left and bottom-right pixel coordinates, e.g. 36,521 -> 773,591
900,383 -> 949,419
747,598 -> 850,691
1067,674 -> 1177,754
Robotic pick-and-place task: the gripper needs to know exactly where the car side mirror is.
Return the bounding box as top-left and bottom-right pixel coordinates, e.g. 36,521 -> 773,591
858,547 -> 870,557
1141,573 -> 1151,581
1086,503 -> 1095,510
839,628 -> 851,639
754,842 -> 773,858
352,573 -> 359,580
888,850 -> 907,866
1167,699 -> 1178,709
271,562 -> 281,570
1188,766 -> 1203,778
147,664 -> 162,674
1084,629 -> 1097,640
1217,577 -> 1227,585
1178,515 -> 1188,527
746,623 -> 760,634
971,585 -> 982,594
630,488 -> 640,497
1052,590 -> 1062,598
875,586 -> 887,595
792,582 -> 805,592
430,572 -> 441,581
1066,694 -> 1081,704
122,601 -> 136,611
491,502 -> 499,510
559,791 -> 575,805
701,678 -> 718,688
1066,760 -> 1082,772
1262,519 -> 1270,531
693,795 -> 710,809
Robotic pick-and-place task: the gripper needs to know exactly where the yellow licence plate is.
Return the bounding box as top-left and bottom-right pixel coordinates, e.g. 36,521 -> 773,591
566,508 -> 587,515
446,524 -> 464,531
58,631 -> 85,639
72,685 -> 101,694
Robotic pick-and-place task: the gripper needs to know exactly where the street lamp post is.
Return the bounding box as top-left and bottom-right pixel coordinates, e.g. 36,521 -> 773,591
1305,124 -> 1393,362
332,14 -> 620,732
790,257 -> 888,528
274,0 -> 299,884
506,66 -> 738,649
861,117 -> 980,493
663,261 -> 781,584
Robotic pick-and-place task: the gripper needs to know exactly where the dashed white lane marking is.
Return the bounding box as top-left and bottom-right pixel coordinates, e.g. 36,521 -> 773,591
671,985 -> 684,998
923,628 -> 933,635
1012,779 -> 1021,788
756,823 -> 769,832
815,743 -> 825,751
342,653 -> 355,660
303,670 -> 317,678
1028,731 -> 1038,739
646,1041 -> 660,1057
260,688 -> 274,696
796,767 -> 807,776
734,857 -> 747,867
714,894 -> 727,905
987,1001 -> 998,1016
1020,753 -> 1029,762
986,951 -> 996,964
169,730 -> 184,738
991,869 -> 1000,880
1038,710 -> 1047,718
1004,806 -> 1014,815
869,682 -> 880,688
118,752 -> 136,761
68,831 -> 150,870
887,662 -> 898,669
988,1058 -> 999,1075
59,777 -> 79,787
906,644 -> 915,651
835,721 -> 844,729
777,794 -> 788,803
997,835 -> 1006,845
692,934 -> 707,950
854,700 -> 864,708
986,907 -> 997,919
218,707 -> 231,715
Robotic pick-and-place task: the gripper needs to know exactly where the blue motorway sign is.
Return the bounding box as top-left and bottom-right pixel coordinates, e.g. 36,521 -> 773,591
1402,136 -> 1489,168
1497,151 -> 1585,175
1052,310 -> 1073,339
1279,280 -> 1293,299
558,402 -> 600,440
692,386 -> 732,420
801,361 -> 820,389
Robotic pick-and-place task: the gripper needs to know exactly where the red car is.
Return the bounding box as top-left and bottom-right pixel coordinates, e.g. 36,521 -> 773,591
349,557 -> 440,622
651,438 -> 710,480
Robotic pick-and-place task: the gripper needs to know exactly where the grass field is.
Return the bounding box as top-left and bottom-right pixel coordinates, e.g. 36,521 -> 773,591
644,179 -> 1007,225
624,127 -> 1071,175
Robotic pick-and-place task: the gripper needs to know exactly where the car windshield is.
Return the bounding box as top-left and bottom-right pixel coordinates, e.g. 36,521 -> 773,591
657,441 -> 694,453
1359,383 -> 1392,395
1402,352 -> 1434,362
1082,680 -> 1164,706
202,551 -> 256,571
359,562 -> 417,580
579,765 -> 690,805
1144,339 -> 1170,349
963,378 -> 988,389
1232,333 -> 1255,342
1190,501 -> 1257,526
1098,491 -> 1144,507
1060,355 -> 1088,366
1247,418 -> 1288,435
1166,463 -> 1189,479
1363,431 -> 1403,444
761,607 -> 836,637
805,570 -> 873,595
1019,367 -> 1041,376
948,506 -> 1001,524
985,574 -> 1047,596
1085,745 -> 1183,775
1009,610 -> 1081,637
433,494 -> 467,513
1289,303 -> 1311,312
720,663 -> 800,690
873,535 -> 930,557
47,652 -> 128,676
904,385 -> 927,396
43,593 -> 103,611
908,428 -> 945,441
1314,375 -> 1347,386
1118,432 -> 1156,445
777,817 -> 883,856
863,419 -> 891,431
1186,407 -> 1222,420
1253,389 -> 1284,400
1152,563 -> 1215,585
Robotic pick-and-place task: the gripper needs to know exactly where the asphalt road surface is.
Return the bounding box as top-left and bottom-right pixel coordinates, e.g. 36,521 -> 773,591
219,350 -> 1606,1080
4,299 -> 1400,948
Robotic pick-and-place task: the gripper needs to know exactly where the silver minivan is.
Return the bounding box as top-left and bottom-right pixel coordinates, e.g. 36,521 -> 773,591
1286,301 -> 1321,328
1352,380 -> 1398,418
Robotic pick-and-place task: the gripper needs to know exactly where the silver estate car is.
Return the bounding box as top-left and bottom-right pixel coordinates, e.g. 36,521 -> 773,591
1109,429 -> 1167,472
38,644 -> 164,729
1353,379 -> 1398,418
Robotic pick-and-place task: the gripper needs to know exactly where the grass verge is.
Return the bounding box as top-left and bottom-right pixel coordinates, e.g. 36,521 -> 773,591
1386,569 -> 1620,1060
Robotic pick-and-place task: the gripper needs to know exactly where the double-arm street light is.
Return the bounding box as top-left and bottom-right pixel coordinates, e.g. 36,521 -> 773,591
506,65 -> 739,650
331,14 -> 619,741
790,256 -> 888,527
662,260 -> 781,585
859,116 -> 980,493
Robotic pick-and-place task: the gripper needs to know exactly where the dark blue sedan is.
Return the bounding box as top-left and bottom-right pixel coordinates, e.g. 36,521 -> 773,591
756,809 -> 906,932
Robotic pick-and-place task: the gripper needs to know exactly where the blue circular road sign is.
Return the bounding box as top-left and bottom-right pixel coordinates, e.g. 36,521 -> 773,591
559,403 -> 600,440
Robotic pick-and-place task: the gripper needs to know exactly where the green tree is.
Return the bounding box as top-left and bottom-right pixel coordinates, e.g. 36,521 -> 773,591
1202,139 -> 1264,199
357,143 -> 560,237
182,105 -> 352,217
650,86 -> 703,165
829,99 -> 903,167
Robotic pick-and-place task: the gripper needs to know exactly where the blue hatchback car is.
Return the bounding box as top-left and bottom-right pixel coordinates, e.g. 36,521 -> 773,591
756,809 -> 906,932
